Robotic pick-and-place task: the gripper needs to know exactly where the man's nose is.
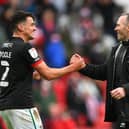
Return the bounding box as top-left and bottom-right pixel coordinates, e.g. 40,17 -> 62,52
33,26 -> 37,31
114,27 -> 117,31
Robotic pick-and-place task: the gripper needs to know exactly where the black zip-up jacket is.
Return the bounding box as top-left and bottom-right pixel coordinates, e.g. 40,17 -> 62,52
79,41 -> 129,122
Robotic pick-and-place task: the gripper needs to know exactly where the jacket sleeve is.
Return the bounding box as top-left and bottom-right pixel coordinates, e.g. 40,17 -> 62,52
79,63 -> 107,81
123,53 -> 129,96
123,83 -> 129,97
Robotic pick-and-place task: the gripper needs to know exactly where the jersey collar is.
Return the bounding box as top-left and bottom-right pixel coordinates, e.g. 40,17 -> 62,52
10,37 -> 24,42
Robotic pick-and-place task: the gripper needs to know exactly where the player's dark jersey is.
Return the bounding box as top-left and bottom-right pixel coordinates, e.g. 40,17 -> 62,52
0,37 -> 42,110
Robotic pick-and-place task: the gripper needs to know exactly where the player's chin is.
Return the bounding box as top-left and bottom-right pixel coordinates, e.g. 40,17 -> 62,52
29,36 -> 34,40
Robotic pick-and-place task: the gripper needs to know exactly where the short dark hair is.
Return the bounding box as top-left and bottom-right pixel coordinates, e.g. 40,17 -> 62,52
10,10 -> 35,32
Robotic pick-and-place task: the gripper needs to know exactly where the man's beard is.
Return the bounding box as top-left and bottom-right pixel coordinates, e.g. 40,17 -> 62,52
28,36 -> 34,41
117,34 -> 123,41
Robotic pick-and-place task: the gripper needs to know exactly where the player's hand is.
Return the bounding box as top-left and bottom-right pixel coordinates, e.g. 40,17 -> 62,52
110,87 -> 126,100
70,54 -> 80,64
70,54 -> 86,70
33,71 -> 41,80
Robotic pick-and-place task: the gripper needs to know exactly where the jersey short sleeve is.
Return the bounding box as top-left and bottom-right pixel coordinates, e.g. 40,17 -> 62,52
22,43 -> 42,67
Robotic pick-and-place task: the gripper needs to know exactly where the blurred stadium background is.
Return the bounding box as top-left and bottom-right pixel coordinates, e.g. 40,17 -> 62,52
0,0 -> 129,129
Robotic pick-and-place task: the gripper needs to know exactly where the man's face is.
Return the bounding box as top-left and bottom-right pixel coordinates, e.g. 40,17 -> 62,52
22,16 -> 36,41
114,15 -> 129,41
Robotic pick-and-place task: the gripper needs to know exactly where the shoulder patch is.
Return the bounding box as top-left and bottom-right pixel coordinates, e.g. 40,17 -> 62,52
28,48 -> 38,59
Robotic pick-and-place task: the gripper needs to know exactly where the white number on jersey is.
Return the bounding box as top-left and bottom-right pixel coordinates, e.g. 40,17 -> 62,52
0,60 -> 10,87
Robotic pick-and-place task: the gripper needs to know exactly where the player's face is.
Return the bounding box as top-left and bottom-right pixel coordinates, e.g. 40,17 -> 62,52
114,15 -> 129,41
23,17 -> 36,41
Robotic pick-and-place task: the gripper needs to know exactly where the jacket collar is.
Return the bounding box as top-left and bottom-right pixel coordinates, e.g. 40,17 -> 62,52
121,40 -> 129,46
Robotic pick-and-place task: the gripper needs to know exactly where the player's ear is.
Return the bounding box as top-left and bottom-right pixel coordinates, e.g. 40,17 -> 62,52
17,23 -> 24,32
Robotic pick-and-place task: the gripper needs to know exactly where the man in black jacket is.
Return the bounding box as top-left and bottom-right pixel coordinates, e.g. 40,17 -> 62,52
71,13 -> 129,129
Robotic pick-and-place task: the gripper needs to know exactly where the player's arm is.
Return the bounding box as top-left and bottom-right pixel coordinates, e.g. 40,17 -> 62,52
33,56 -> 85,80
23,44 -> 85,80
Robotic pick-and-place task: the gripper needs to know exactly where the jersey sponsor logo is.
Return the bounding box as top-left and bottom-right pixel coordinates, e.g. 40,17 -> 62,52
28,48 -> 38,59
2,43 -> 13,48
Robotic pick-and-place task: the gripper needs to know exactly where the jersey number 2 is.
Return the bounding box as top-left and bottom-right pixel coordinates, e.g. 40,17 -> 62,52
0,60 -> 9,87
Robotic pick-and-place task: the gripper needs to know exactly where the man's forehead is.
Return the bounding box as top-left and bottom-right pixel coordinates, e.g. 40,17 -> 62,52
26,16 -> 35,24
117,15 -> 127,24
26,16 -> 34,21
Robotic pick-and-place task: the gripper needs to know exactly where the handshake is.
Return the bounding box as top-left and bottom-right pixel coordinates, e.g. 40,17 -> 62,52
69,53 -> 86,71
33,53 -> 86,80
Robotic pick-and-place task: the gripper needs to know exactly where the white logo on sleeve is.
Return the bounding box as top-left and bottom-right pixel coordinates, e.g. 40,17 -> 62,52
28,48 -> 38,59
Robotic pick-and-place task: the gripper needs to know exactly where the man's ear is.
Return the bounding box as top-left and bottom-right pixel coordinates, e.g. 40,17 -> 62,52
17,23 -> 24,32
127,25 -> 129,31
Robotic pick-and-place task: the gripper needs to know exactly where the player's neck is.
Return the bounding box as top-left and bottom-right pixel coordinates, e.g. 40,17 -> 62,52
12,32 -> 29,42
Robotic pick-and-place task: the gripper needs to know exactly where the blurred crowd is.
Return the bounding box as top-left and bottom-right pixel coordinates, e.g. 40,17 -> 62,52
0,0 -> 128,129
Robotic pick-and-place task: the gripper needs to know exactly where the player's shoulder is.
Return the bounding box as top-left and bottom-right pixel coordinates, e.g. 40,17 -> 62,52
2,37 -> 35,53
9,37 -> 33,49
3,37 -> 24,49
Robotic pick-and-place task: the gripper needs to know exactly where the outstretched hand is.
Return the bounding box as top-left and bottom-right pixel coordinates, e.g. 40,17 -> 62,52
70,53 -> 86,70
